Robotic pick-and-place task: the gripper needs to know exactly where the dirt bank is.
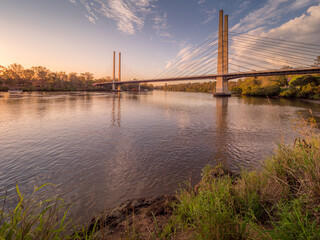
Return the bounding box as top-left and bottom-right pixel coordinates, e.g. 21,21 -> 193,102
85,195 -> 176,239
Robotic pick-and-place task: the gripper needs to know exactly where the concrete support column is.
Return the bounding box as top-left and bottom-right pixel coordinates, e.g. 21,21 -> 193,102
215,10 -> 224,94
223,14 -> 229,93
118,52 -> 121,91
138,84 -> 141,91
214,10 -> 231,97
112,51 -> 116,91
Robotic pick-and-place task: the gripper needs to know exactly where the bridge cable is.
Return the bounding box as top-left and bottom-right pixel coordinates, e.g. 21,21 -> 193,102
229,34 -> 320,55
229,41 -> 317,63
121,68 -> 140,81
153,32 -> 218,79
164,49 -> 218,78
230,50 -> 311,68
122,64 -> 147,80
161,43 -> 218,78
156,38 -> 218,79
230,32 -> 320,49
229,45 -> 312,68
185,58 -> 218,77
229,62 -> 255,72
229,55 -> 275,71
122,66 -> 146,80
229,37 -> 318,61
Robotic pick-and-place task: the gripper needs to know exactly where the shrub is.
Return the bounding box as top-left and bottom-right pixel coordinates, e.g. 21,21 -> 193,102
289,75 -> 319,87
0,86 -> 9,91
231,86 -> 242,94
296,83 -> 317,99
280,88 -> 298,98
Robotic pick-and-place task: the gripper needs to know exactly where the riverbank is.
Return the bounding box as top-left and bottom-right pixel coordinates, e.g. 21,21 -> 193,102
86,195 -> 176,239
159,74 -> 320,101
85,118 -> 320,239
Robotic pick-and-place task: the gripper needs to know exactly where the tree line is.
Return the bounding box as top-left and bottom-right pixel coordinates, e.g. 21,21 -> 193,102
0,63 -> 154,91
157,74 -> 320,100
231,74 -> 320,100
0,63 -> 107,91
158,82 -> 217,93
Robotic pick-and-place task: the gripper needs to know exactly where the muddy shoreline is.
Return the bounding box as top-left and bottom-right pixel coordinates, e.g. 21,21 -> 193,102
85,195 -> 176,239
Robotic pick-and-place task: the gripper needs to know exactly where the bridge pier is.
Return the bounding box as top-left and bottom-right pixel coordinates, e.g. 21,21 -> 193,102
112,51 -> 116,91
214,10 -> 231,97
118,52 -> 122,91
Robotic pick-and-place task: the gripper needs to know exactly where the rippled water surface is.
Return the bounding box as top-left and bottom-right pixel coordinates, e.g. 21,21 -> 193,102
0,91 -> 319,222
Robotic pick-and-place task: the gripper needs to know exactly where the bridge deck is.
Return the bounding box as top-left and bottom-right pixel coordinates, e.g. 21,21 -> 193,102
94,67 -> 320,86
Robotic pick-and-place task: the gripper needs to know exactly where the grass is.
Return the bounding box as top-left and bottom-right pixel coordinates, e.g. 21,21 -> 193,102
0,183 -> 72,239
1,117 -> 319,239
163,116 -> 320,239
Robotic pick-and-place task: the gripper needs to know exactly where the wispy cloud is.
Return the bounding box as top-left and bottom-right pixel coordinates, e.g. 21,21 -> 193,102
202,8 -> 217,24
164,37 -> 218,76
153,13 -> 172,38
232,0 -> 251,18
266,2 -> 320,43
229,2 -> 320,71
69,0 -> 156,35
231,0 -> 317,33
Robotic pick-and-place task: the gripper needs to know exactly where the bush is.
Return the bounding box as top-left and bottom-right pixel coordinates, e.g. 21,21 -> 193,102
231,86 -> 242,94
0,86 -> 9,91
289,75 -> 320,87
296,83 -> 317,99
280,88 -> 298,98
310,92 -> 320,100
244,85 -> 281,97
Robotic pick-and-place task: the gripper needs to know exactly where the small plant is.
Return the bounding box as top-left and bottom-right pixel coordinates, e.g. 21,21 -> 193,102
0,183 -> 72,239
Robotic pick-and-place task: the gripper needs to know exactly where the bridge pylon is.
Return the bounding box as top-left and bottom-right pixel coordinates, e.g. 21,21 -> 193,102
118,52 -> 121,91
112,51 -> 116,91
214,10 -> 231,97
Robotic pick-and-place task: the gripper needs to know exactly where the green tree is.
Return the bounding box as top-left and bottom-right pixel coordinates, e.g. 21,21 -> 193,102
289,75 -> 319,87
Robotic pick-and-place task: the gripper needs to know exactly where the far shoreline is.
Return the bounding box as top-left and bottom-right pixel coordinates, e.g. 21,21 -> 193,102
1,89 -> 320,104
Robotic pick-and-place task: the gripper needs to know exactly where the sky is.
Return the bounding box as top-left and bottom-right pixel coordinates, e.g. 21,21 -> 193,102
0,0 -> 320,79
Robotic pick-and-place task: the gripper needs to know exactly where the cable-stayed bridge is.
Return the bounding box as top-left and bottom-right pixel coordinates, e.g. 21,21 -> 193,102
95,10 -> 320,96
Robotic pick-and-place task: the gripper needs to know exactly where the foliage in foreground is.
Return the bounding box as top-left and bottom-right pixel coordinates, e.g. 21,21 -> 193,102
0,184 -> 98,240
163,117 -> 320,239
0,183 -> 72,239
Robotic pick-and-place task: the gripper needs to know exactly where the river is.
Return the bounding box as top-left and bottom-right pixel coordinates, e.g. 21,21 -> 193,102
0,91 -> 319,222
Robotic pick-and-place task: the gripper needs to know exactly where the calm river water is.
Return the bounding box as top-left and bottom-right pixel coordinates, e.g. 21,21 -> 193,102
0,91 -> 319,222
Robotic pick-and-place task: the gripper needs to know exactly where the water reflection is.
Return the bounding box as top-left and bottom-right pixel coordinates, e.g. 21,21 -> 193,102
214,98 -> 229,168
111,93 -> 121,127
0,91 -> 319,223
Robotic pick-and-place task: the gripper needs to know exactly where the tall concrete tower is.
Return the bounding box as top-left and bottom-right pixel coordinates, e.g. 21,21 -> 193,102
118,52 -> 121,91
214,10 -> 230,97
112,51 -> 116,91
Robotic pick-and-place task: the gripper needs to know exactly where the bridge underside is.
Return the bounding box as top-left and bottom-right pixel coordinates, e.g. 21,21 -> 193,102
94,67 -> 320,87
